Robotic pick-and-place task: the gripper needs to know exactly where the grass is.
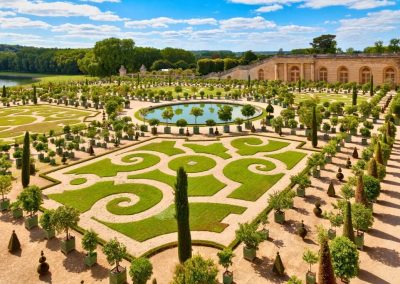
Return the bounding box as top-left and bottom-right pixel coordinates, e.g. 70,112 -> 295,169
67,153 -> 160,177
223,158 -> 283,201
129,169 -> 226,196
49,181 -> 162,215
231,137 -> 289,156
97,202 -> 246,242
168,155 -> 216,173
294,92 -> 368,105
183,142 -> 231,159
70,178 -> 87,185
266,151 -> 307,170
134,140 -> 184,156
0,72 -> 96,85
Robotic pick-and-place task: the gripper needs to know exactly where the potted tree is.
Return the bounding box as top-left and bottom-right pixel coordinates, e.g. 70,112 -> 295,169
234,118 -> 244,132
206,119 -> 216,135
324,211 -> 343,240
53,205 -> 80,254
139,109 -> 149,132
217,248 -> 235,284
288,119 -> 298,135
352,203 -> 373,250
268,191 -> 291,224
271,116 -> 284,134
148,119 -> 160,135
103,238 -> 127,284
322,122 -> 331,140
235,222 -> 264,261
129,257 -> 153,284
241,104 -> 256,129
17,185 -> 42,230
39,209 -> 56,239
162,107 -> 174,134
82,229 -> 98,267
176,119 -> 187,135
303,249 -> 318,284
330,236 -> 359,283
11,200 -> 23,218
218,105 -> 233,133
190,106 -> 203,134
0,175 -> 12,211
363,175 -> 380,204
360,127 -> 371,145
290,174 -> 311,197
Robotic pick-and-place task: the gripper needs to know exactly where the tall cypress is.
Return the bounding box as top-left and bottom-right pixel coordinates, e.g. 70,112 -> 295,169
247,74 -> 251,88
342,201 -> 355,243
318,237 -> 336,284
370,75 -> 374,97
311,106 -> 318,148
2,85 -> 6,98
352,86 -> 357,106
174,167 -> 192,263
355,174 -> 367,206
21,131 -> 30,188
32,86 -> 37,105
368,158 -> 378,178
298,80 -> 301,92
375,141 -> 384,164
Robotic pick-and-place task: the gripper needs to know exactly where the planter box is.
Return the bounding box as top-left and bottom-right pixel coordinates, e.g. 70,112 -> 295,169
236,125 -> 242,132
325,156 -> 332,163
274,211 -> 285,224
290,129 -> 296,135
331,127 -> 336,133
193,126 -> 200,134
350,129 -> 357,136
355,232 -> 364,250
296,187 -> 306,197
243,246 -> 256,261
12,208 -> 23,218
164,127 -> 171,134
223,271 -> 233,284
261,126 -> 267,132
25,215 -> 38,230
61,236 -> 76,254
109,266 -> 127,284
223,125 -> 230,133
43,229 -> 55,240
328,229 -> 336,240
151,127 -> 157,135
306,272 -> 317,284
323,134 -> 330,140
85,252 -> 97,267
312,169 -> 320,178
179,128 -> 185,135
16,158 -> 22,169
345,135 -> 352,143
0,198 -> 10,211
208,128 -> 214,135
361,138 -> 368,145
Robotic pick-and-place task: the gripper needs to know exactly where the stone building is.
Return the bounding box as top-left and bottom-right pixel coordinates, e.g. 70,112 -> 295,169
207,54 -> 400,86
119,65 -> 127,77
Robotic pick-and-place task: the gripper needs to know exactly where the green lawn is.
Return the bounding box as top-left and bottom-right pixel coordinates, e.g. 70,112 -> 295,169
134,140 -> 184,156
183,142 -> 232,159
0,72 -> 96,85
168,155 -> 216,173
129,169 -> 226,196
223,158 -> 283,201
231,137 -> 289,156
67,153 -> 160,177
70,178 -> 87,185
266,151 -> 307,170
97,202 -> 246,242
49,181 -> 162,215
294,92 -> 368,105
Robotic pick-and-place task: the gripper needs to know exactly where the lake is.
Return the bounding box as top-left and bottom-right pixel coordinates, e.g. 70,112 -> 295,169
0,75 -> 37,87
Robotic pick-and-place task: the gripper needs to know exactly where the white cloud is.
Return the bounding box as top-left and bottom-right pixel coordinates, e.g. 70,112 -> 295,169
125,17 -> 217,28
81,0 -> 120,3
0,16 -> 51,29
219,16 -> 276,29
256,4 -> 283,12
52,23 -> 120,38
0,0 -> 124,21
0,11 -> 16,17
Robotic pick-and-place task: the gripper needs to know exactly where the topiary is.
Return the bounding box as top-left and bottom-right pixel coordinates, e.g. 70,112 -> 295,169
8,230 -> 21,253
336,167 -> 344,182
367,158 -> 378,178
37,251 -> 50,276
342,201 -> 355,243
297,220 -> 308,239
345,157 -> 352,169
327,181 -> 336,197
352,147 -> 359,159
355,174 -> 367,206
313,202 -> 323,217
272,252 -> 285,276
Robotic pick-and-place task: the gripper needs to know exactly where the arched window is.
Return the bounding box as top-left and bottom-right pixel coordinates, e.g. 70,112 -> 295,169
360,67 -> 371,84
258,69 -> 264,80
319,67 -> 328,82
338,67 -> 349,83
290,66 -> 300,82
384,67 -> 396,83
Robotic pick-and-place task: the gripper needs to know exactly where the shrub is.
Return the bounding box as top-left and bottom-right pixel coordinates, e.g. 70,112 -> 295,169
17,185 -> 42,217
53,205 -> 80,240
82,230 -> 98,255
172,254 -> 218,284
129,257 -> 153,284
363,175 -> 380,202
102,238 -> 127,272
235,222 -> 264,250
352,203 -> 374,233
39,209 -> 55,231
330,236 -> 359,281
217,248 -> 234,273
0,175 -> 12,201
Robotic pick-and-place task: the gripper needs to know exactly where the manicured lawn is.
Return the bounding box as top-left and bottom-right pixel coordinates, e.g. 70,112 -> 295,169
0,115 -> 36,126
231,137 -> 289,156
134,140 -> 184,156
129,169 -> 226,196
266,151 -> 307,170
98,202 -> 246,242
49,181 -> 162,215
70,178 -> 87,185
183,142 -> 231,159
67,153 -> 160,177
223,158 -> 283,201
168,155 -> 216,173
294,92 -> 368,105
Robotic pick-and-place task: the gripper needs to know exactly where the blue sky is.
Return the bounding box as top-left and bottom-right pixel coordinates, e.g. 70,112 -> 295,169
0,0 -> 399,51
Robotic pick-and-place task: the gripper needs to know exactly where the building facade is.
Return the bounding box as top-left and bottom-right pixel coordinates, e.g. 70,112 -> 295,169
207,54 -> 400,86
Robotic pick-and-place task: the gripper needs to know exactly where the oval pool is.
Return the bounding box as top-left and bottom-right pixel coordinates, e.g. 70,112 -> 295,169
144,102 -> 262,125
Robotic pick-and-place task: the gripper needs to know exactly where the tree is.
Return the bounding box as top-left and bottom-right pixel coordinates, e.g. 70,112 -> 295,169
39,209 -> 55,232
241,104 -> 256,122
352,203 -> 374,233
21,131 -> 30,188
310,34 -> 337,54
172,255 -> 218,284
317,232 -> 336,284
342,201 -> 355,243
102,238 -> 127,273
32,86 -> 37,104
370,75 -> 374,97
355,174 -> 367,206
241,50 -> 258,65
375,142 -> 384,164
367,158 -> 378,178
53,205 -> 80,240
352,86 -> 357,106
363,175 -> 380,202
175,167 -> 192,263
311,106 -> 318,147
235,222 -> 264,250
217,248 -> 234,274
129,257 -> 153,284
330,236 -> 359,282
218,105 -> 233,125
303,249 -> 318,273
388,38 -> 400,53
162,107 -> 174,127
190,107 -> 204,126
0,175 -> 12,201
82,230 -> 98,256
17,185 -> 42,217
2,85 -> 6,98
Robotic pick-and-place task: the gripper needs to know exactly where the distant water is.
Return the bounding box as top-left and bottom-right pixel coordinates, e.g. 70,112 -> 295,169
0,75 -> 36,87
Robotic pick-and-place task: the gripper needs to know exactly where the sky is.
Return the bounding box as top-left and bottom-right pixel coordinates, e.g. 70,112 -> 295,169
0,0 -> 399,51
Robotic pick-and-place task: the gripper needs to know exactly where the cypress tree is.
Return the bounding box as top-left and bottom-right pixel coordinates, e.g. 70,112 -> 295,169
368,158 -> 378,178
2,85 -> 6,98
247,74 -> 251,88
21,131 -> 30,188
375,141 -> 384,164
370,75 -> 374,97
33,86 -> 37,105
298,80 -> 302,92
342,201 -> 355,243
352,85 -> 357,106
318,237 -> 336,284
355,174 -> 367,206
311,106 -> 318,148
175,167 -> 192,263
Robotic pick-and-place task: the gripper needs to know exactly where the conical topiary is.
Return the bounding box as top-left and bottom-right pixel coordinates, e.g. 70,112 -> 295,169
368,158 -> 378,178
355,174 -> 367,206
37,251 -> 49,276
342,201 -> 355,243
318,238 -> 336,284
8,230 -> 21,253
88,145 -> 95,156
152,279 -> 157,284
375,142 -> 383,164
297,220 -> 308,239
272,252 -> 285,276
352,147 -> 359,159
327,181 -> 336,197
